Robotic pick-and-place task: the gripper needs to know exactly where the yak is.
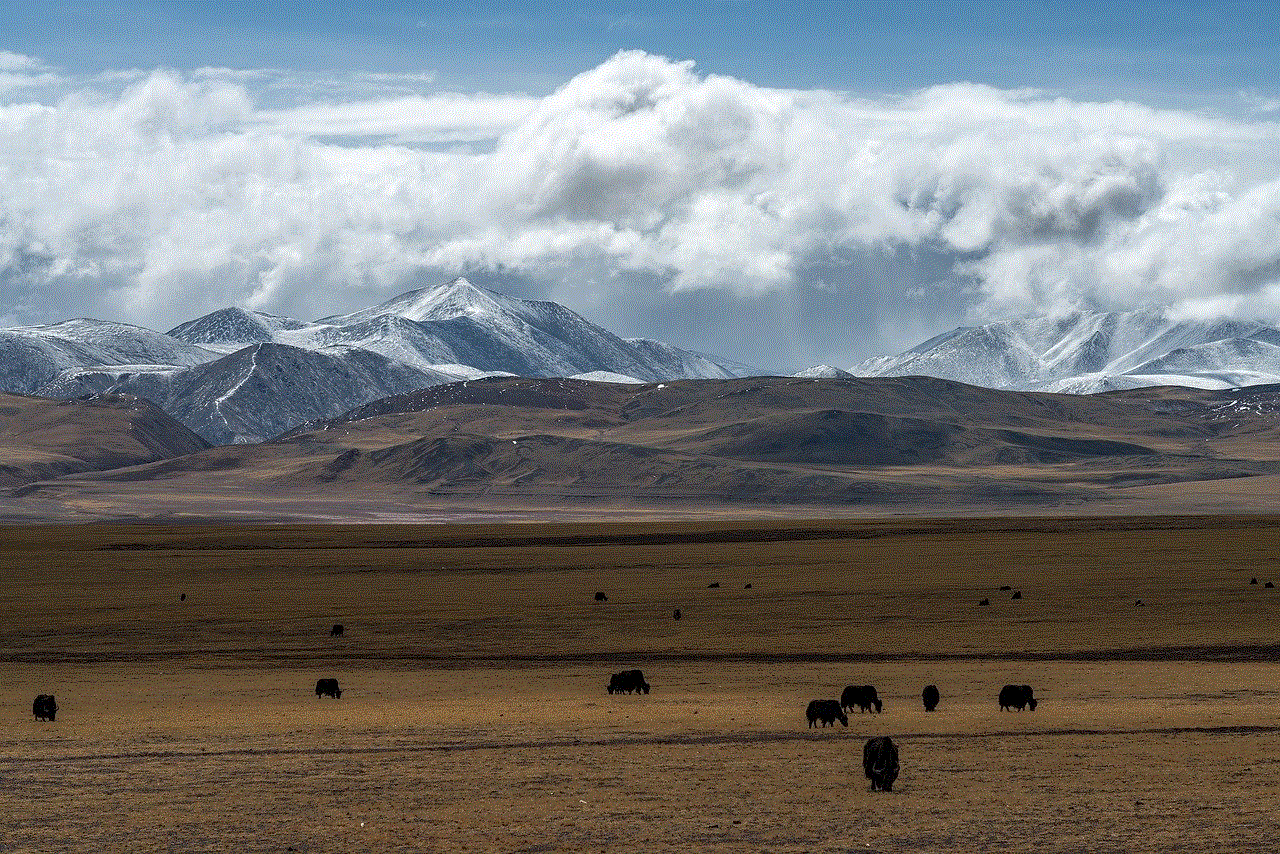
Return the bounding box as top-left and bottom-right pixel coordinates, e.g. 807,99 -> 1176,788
840,684 -> 882,714
922,684 -> 940,712
32,695 -> 57,722
978,598 -> 990,606
330,624 -> 344,637
1011,591 -> 1023,600
672,609 -> 681,620
999,684 -> 1037,711
315,678 -> 342,699
594,591 -> 608,602
806,699 -> 848,728
863,736 -> 899,791
607,669 -> 650,695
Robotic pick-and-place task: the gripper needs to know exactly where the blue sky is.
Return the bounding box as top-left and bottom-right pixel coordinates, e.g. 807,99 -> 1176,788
0,2 -> 1278,368
4,0 -> 1278,105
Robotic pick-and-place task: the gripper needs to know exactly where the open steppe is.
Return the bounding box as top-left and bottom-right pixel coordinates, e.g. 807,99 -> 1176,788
5,516 -> 1280,852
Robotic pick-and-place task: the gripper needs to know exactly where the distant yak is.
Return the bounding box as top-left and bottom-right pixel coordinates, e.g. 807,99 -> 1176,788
1011,591 -> 1022,600
330,624 -> 344,637
707,583 -> 720,589
672,609 -> 681,620
594,591 -> 608,602
607,669 -> 650,695
978,598 -> 990,606
1267,582 -> 1276,589
1251,577 -> 1259,585
841,684 -> 882,714
180,593 -> 186,602
32,695 -> 57,722
1135,600 -> 1144,607
999,585 -> 1012,591
315,678 -> 342,699
806,699 -> 848,728
922,684 -> 940,712
999,684 -> 1037,711
863,736 -> 900,791
744,583 -> 752,589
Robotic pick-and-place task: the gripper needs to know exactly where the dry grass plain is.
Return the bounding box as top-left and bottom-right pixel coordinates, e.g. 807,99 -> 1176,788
4,517 -> 1280,853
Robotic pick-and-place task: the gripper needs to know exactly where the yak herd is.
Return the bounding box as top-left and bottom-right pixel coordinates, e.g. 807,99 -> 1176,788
26,585 -> 1050,796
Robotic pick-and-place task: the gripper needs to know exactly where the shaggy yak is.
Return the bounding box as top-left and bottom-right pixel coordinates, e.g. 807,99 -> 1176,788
840,684 -> 883,714
315,678 -> 342,699
863,736 -> 900,791
607,669 -> 650,695
32,695 -> 57,722
922,684 -> 940,712
806,699 -> 848,728
998,684 -> 1037,711
330,624 -> 344,637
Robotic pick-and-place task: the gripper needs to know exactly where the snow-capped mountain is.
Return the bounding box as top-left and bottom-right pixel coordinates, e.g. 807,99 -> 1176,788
2,278 -> 751,443
793,365 -> 854,379
854,309 -> 1280,392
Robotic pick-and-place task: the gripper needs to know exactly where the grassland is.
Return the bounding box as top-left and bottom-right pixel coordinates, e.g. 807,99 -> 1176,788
3,517 -> 1280,852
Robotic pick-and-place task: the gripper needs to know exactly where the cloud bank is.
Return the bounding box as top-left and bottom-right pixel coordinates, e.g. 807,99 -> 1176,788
0,49 -> 1278,359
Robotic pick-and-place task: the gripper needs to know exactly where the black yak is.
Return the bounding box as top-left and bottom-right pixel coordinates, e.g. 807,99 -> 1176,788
1011,591 -> 1022,600
978,598 -> 990,606
707,582 -> 720,588
607,669 -> 650,695
922,684 -> 940,712
315,678 -> 342,699
330,624 -> 344,637
1267,582 -> 1276,589
840,684 -> 882,714
32,695 -> 57,722
806,699 -> 848,728
594,591 -> 608,602
672,609 -> 681,620
999,585 -> 1012,591
999,684 -> 1037,711
863,736 -> 899,791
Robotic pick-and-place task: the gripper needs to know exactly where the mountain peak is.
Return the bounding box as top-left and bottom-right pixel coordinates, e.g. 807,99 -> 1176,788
319,277 -> 522,326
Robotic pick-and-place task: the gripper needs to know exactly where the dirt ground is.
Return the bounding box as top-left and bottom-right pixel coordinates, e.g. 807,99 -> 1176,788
3,517 -> 1280,853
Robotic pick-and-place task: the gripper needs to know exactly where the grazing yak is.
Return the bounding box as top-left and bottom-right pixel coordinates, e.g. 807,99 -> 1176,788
330,624 -> 344,637
999,684 -> 1037,711
806,699 -> 848,728
594,591 -> 608,602
1251,577 -> 1259,585
978,598 -> 990,606
707,582 -> 720,588
840,684 -> 883,714
1267,582 -> 1276,589
32,695 -> 57,722
180,593 -> 186,601
607,669 -> 650,695
1011,591 -> 1022,600
863,736 -> 899,791
315,678 -> 342,699
922,684 -> 940,712
672,609 -> 681,620
999,585 -> 1012,591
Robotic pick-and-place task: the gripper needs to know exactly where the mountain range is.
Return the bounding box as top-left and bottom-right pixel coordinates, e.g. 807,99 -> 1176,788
1,278 -> 749,444
851,309 -> 1280,392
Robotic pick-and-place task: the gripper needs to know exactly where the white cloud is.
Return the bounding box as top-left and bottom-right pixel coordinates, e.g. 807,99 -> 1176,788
0,50 -> 1279,337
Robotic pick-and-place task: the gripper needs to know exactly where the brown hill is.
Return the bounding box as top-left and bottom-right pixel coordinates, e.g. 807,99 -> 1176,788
0,393 -> 209,487
22,375 -> 1280,520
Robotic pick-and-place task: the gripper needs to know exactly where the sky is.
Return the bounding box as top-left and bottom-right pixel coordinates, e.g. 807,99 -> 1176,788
0,1 -> 1278,370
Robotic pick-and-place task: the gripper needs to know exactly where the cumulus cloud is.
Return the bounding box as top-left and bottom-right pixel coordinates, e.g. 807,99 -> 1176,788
0,49 -> 1279,356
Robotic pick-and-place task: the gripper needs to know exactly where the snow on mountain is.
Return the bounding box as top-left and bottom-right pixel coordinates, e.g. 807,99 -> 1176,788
570,371 -> 645,384
167,307 -> 310,353
793,365 -> 854,379
854,309 -> 1280,392
0,320 -> 216,394
3,278 -> 748,444
47,343 -> 471,445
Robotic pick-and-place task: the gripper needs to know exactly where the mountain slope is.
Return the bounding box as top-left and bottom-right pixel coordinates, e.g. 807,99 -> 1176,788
0,392 -> 208,486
